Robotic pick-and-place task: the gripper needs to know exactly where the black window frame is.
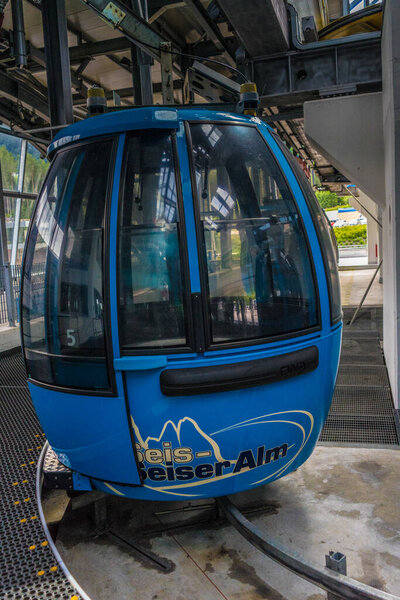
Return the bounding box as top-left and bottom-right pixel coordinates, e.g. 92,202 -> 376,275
116,129 -> 195,356
20,135 -> 119,397
269,130 -> 343,326
185,120 -> 321,351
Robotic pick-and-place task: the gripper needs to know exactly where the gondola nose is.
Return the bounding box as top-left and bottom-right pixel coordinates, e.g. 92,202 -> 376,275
21,108 -> 342,501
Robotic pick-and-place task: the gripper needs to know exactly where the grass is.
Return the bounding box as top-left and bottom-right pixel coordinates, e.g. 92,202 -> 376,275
334,224 -> 367,247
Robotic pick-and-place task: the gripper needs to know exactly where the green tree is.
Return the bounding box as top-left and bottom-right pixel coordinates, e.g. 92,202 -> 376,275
0,145 -> 18,190
24,152 -> 49,194
316,190 -> 349,210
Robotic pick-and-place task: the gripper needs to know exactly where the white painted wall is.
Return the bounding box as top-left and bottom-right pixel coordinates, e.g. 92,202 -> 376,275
382,0 -> 400,408
304,92 -> 385,207
303,28 -> 400,406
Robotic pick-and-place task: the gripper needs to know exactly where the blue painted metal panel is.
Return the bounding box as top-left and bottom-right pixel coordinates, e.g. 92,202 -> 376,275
48,108 -> 262,156
91,327 -> 341,500
109,134 -> 125,374
72,472 -> 93,491
28,383 -> 141,484
114,356 -> 167,371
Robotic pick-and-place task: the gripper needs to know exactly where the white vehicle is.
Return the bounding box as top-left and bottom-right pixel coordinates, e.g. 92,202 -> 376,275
333,219 -> 347,228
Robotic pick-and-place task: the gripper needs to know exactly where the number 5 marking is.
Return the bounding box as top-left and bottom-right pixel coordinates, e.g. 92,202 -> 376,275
67,329 -> 76,347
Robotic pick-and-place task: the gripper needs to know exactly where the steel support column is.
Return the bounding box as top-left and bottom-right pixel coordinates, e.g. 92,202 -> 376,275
42,0 -> 73,127
130,0 -> 153,105
11,138 -> 27,267
0,164 -> 16,326
11,0 -> 27,67
160,42 -> 174,104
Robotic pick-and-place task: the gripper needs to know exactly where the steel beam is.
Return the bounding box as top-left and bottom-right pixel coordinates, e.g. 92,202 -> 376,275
42,0 -> 74,127
0,69 -> 49,119
263,109 -> 304,122
148,1 -> 185,23
251,37 -> 382,106
66,36 -> 230,63
69,37 -> 131,62
130,0 -> 153,105
80,0 -> 169,63
72,79 -> 183,104
29,43 -> 91,99
183,0 -> 235,63
217,0 -> 289,57
160,41 -> 174,103
80,0 -> 240,103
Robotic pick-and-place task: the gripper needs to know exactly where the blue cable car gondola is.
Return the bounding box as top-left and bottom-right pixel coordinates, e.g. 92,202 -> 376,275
20,107 -> 342,500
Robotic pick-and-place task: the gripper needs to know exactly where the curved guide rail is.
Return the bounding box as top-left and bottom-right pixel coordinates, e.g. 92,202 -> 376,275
217,496 -> 400,600
36,442 -> 92,600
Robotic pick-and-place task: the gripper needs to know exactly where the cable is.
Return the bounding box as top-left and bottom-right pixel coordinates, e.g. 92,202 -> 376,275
117,28 -> 249,83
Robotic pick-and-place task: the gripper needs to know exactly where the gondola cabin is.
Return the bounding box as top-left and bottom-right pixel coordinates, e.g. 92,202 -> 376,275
21,107 -> 342,500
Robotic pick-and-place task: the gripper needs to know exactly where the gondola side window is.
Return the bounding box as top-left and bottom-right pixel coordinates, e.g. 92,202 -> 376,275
118,132 -> 187,350
270,131 -> 342,324
189,124 -> 318,344
22,140 -> 113,390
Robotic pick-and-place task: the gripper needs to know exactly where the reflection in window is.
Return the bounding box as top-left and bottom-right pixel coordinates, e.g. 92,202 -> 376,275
190,124 -> 318,344
22,140 -> 113,389
118,132 -> 187,349
271,132 -> 341,323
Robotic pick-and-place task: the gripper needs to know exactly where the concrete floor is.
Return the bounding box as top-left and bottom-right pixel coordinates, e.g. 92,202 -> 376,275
54,446 -> 400,600
339,268 -> 383,306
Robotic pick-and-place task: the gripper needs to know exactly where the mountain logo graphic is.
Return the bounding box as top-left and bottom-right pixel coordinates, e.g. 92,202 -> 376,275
127,410 -> 314,496
131,415 -> 229,463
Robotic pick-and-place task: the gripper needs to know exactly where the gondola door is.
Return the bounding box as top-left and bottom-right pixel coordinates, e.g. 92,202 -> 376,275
114,123 -> 322,500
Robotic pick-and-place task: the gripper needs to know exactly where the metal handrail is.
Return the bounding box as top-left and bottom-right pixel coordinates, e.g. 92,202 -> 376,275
218,496 -> 400,600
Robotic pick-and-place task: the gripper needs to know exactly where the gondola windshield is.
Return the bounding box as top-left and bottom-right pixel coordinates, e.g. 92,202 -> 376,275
190,123 -> 317,344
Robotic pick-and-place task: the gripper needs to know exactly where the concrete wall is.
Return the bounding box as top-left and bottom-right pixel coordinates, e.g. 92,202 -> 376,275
304,92 -> 385,207
382,0 -> 400,407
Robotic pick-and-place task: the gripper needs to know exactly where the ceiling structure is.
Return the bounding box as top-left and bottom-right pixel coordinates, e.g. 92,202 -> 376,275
0,0 -> 383,192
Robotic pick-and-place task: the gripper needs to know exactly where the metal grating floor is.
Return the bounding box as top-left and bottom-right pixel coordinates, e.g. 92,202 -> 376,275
336,365 -> 390,387
320,306 -> 399,446
0,350 -> 78,600
320,415 -> 398,445
330,386 -> 394,415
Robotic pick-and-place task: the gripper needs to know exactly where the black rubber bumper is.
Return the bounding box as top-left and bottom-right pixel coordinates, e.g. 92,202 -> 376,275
160,345 -> 319,396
